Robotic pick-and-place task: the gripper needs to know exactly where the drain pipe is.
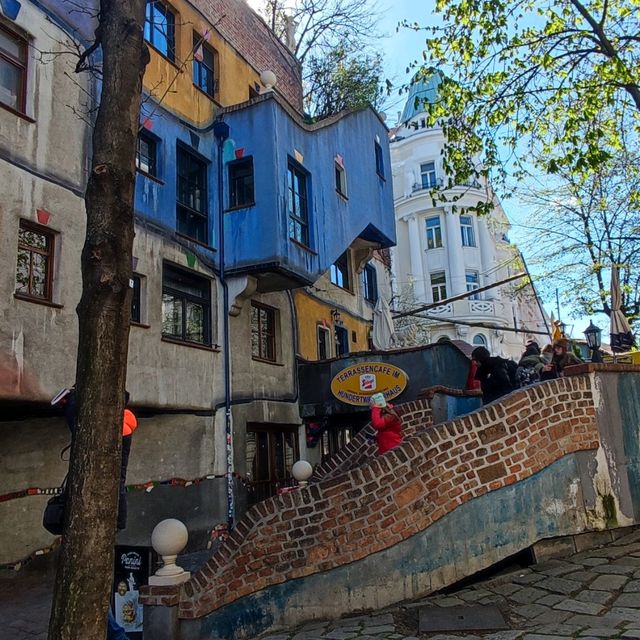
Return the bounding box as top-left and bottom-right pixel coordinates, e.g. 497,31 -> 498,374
213,119 -> 235,529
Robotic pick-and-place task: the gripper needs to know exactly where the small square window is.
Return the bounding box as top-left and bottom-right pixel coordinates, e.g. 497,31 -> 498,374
229,157 -> 254,208
0,24 -> 28,114
251,302 -> 277,362
193,33 -> 218,99
335,161 -> 347,197
15,221 -> 55,301
136,130 -> 157,177
374,141 -> 384,178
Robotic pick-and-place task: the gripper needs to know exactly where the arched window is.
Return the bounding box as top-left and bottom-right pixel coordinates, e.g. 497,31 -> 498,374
437,335 -> 451,343
473,334 -> 487,346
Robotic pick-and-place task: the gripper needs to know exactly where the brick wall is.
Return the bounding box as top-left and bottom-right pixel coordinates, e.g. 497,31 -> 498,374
198,0 -> 302,109
167,373 -> 599,619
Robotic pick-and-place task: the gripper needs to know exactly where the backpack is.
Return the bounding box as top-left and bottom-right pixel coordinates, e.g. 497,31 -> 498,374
503,358 -> 519,389
43,480 -> 67,535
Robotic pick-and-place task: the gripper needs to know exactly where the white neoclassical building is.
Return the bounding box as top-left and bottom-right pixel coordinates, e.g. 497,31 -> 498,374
389,76 -> 549,360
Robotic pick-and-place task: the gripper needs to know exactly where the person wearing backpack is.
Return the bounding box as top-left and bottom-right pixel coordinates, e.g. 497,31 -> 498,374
471,346 -> 514,405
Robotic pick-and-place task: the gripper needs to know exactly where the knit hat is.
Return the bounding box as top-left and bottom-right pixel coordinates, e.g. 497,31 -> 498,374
471,346 -> 491,363
553,338 -> 569,350
369,393 -> 387,408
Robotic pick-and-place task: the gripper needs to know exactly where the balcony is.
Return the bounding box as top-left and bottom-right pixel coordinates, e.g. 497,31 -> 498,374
427,299 -> 496,318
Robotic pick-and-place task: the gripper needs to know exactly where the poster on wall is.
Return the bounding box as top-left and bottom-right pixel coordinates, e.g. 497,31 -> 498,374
112,546 -> 151,638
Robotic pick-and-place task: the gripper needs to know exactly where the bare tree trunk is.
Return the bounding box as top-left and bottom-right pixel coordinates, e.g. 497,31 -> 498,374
48,1 -> 148,638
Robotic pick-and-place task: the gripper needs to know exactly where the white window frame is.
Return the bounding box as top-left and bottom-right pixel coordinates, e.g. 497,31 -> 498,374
460,214 -> 476,247
425,216 -> 443,249
465,270 -> 480,300
431,271 -> 447,302
420,162 -> 437,189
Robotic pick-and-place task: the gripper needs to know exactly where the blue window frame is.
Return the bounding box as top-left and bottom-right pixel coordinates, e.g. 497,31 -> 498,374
287,161 -> 310,246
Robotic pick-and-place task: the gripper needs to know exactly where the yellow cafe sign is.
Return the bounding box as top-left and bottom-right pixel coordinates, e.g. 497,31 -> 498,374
330,362 -> 409,407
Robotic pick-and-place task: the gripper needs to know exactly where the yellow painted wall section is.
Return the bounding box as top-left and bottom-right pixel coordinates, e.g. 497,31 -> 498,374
143,0 -> 262,125
294,291 -> 371,361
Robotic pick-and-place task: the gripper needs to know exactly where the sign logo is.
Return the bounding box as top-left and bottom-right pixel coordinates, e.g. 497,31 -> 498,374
330,362 -> 409,407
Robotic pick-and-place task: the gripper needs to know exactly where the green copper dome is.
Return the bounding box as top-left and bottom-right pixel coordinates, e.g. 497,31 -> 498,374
400,72 -> 442,124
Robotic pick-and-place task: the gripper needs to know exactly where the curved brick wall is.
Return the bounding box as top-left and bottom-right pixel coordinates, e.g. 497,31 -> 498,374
176,374 -> 599,620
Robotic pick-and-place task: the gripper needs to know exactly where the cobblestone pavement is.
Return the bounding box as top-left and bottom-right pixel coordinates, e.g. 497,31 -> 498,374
1,530 -> 639,640
260,529 -> 640,640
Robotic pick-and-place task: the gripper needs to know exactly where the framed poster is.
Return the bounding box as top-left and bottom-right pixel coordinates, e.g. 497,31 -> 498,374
113,546 -> 151,638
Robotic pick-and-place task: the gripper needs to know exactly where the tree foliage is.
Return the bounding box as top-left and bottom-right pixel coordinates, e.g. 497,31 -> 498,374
519,145 -> 640,327
410,0 -> 640,189
254,0 -> 387,118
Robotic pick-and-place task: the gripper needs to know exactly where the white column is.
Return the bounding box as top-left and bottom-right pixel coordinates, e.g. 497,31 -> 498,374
407,215 -> 426,301
445,207 -> 465,296
478,217 -> 494,293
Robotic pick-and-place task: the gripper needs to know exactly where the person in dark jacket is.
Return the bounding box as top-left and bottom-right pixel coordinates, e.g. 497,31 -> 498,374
550,338 -> 582,376
471,346 -> 513,404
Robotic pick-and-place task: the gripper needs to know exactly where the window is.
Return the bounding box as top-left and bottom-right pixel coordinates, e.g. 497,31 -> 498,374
246,424 -> 299,505
335,326 -> 349,357
287,162 -> 309,246
0,24 -> 27,114
374,141 -> 384,178
144,1 -> 176,61
249,84 -> 260,100
317,325 -> 332,360
362,262 -> 378,303
162,264 -> 211,345
136,130 -> 157,177
460,215 -> 476,247
15,221 -> 54,301
426,216 -> 443,249
421,162 -> 437,189
193,33 -> 218,98
177,146 -> 208,243
330,252 -> 351,290
473,334 -> 487,346
335,161 -> 347,197
251,302 -> 277,362
130,275 -> 142,323
431,271 -> 447,302
466,270 -> 480,300
228,157 -> 254,208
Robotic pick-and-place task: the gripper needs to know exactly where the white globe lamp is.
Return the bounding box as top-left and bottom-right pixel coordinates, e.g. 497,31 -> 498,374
291,460 -> 313,487
260,69 -> 277,91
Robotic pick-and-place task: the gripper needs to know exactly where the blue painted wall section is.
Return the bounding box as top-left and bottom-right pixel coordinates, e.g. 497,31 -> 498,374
185,455 -> 590,640
133,95 -> 395,288
221,97 -> 395,287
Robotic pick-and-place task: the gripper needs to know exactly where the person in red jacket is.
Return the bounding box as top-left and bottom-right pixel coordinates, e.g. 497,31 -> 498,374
369,393 -> 403,454
119,391 -> 138,530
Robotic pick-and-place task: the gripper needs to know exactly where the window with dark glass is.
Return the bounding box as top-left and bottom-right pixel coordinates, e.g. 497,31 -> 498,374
287,162 -> 309,246
460,214 -> 476,247
362,262 -> 378,303
335,326 -> 349,357
130,275 -> 142,323
228,157 -> 254,208
431,271 -> 447,302
317,325 -> 331,360
15,221 -> 54,301
177,146 -> 208,243
335,162 -> 347,197
330,252 -> 351,290
161,264 -> 211,345
426,216 -> 443,249
374,141 -> 384,178
192,33 -> 217,98
0,24 -> 27,114
251,302 -> 277,362
421,162 -> 437,188
136,131 -> 157,176
144,1 -> 176,61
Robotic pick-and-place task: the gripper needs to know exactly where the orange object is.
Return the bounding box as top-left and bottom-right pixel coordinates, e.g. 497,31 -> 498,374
122,408 -> 138,436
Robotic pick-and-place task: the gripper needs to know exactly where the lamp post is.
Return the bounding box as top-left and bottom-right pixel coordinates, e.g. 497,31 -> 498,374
584,320 -> 603,363
559,320 -> 567,338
